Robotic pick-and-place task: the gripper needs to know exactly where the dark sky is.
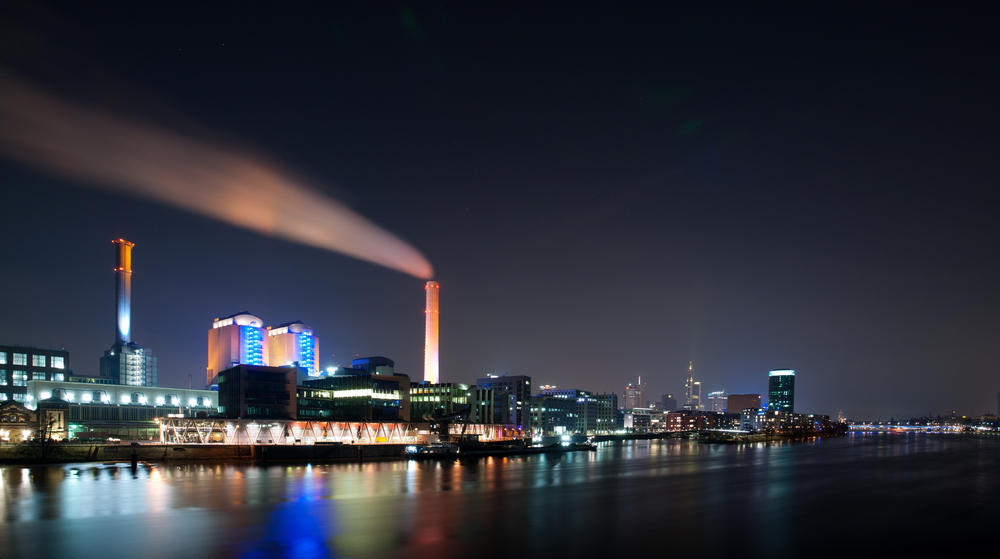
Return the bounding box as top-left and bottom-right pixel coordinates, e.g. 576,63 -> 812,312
1,3 -> 997,420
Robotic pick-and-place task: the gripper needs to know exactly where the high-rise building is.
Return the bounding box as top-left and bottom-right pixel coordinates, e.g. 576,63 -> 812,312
624,379 -> 645,410
706,390 -> 727,413
692,381 -> 701,411
267,321 -> 319,374
727,393 -> 762,415
207,312 -> 266,388
661,393 -> 677,412
424,281 -> 440,383
684,361 -> 694,410
99,239 -> 157,387
768,369 -> 795,412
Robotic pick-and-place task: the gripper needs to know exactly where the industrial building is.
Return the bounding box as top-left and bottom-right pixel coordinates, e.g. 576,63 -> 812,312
1,345 -> 70,405
206,313 -> 319,388
423,281 -> 440,383
267,321 -> 318,373
99,239 -> 158,387
19,379 -> 217,441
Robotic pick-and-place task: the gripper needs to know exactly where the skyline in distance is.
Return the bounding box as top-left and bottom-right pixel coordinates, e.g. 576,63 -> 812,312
0,4 -> 997,420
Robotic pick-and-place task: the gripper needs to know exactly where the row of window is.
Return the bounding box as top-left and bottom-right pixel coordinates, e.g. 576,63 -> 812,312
0,394 -> 25,403
0,370 -> 65,385
0,352 -> 65,368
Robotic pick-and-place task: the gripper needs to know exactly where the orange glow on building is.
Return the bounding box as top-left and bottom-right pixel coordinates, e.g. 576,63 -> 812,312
423,281 -> 440,383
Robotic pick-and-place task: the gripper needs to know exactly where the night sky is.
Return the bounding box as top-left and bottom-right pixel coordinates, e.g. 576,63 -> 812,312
1,4 -> 997,420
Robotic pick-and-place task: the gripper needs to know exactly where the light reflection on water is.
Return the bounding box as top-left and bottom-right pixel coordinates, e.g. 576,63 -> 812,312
1,434 -> 997,558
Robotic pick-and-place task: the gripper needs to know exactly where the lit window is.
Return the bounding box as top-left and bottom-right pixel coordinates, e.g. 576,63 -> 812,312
32,355 -> 46,367
0,393 -> 6,401
33,372 -> 46,380
51,356 -> 65,369
0,352 -> 5,364
13,394 -> 25,403
13,371 -> 27,387
13,354 -> 27,366
0,370 -> 5,385
53,373 -> 64,382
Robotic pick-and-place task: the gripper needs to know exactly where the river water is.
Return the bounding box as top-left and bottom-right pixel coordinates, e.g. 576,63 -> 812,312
1,433 -> 996,558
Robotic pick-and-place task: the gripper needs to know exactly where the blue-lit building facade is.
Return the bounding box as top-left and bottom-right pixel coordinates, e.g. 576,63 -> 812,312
206,313 -> 319,389
267,321 -> 318,374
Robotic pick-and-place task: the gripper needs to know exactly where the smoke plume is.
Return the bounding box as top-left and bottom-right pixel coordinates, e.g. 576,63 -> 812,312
0,74 -> 434,279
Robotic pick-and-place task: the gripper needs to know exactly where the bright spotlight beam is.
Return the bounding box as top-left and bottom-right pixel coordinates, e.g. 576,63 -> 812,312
0,74 -> 433,279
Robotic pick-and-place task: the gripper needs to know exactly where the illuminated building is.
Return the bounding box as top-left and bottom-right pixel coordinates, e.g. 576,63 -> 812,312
206,315 -> 319,388
409,382 -> 493,424
539,388 -> 619,434
667,411 -> 716,431
299,360 -> 410,422
23,379 -> 216,440
423,281 -> 440,383
684,361 -> 695,410
207,312 -> 266,388
99,239 -> 158,387
625,377 -> 645,410
529,395 -> 577,437
727,394 -> 762,415
706,390 -> 727,413
477,374 -> 531,429
0,345 -> 70,405
768,369 -> 795,412
267,321 -> 319,374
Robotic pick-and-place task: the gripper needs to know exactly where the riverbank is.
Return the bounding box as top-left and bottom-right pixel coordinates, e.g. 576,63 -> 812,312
0,442 -> 409,465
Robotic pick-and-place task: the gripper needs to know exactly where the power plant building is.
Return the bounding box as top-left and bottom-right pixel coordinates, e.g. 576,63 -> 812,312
206,314 -> 318,388
0,345 -> 70,405
424,281 -> 440,383
267,322 -> 318,373
99,239 -> 157,387
207,312 -> 266,388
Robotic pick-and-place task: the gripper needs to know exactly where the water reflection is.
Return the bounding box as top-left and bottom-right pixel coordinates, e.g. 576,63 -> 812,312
3,435 -> 1000,557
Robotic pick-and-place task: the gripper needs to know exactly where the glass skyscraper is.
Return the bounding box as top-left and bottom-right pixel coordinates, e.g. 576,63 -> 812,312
768,369 -> 795,412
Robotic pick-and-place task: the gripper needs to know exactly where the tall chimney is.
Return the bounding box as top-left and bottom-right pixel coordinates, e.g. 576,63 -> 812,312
112,239 -> 134,345
423,281 -> 439,383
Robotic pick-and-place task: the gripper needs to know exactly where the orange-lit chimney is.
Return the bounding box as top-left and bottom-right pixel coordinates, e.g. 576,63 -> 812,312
424,281 -> 440,383
112,239 -> 135,345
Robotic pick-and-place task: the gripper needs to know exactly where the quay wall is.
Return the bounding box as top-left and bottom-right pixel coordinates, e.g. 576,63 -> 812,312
0,443 -> 409,465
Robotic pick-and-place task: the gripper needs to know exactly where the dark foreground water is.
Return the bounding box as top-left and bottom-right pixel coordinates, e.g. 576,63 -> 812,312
2,433 -> 997,558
